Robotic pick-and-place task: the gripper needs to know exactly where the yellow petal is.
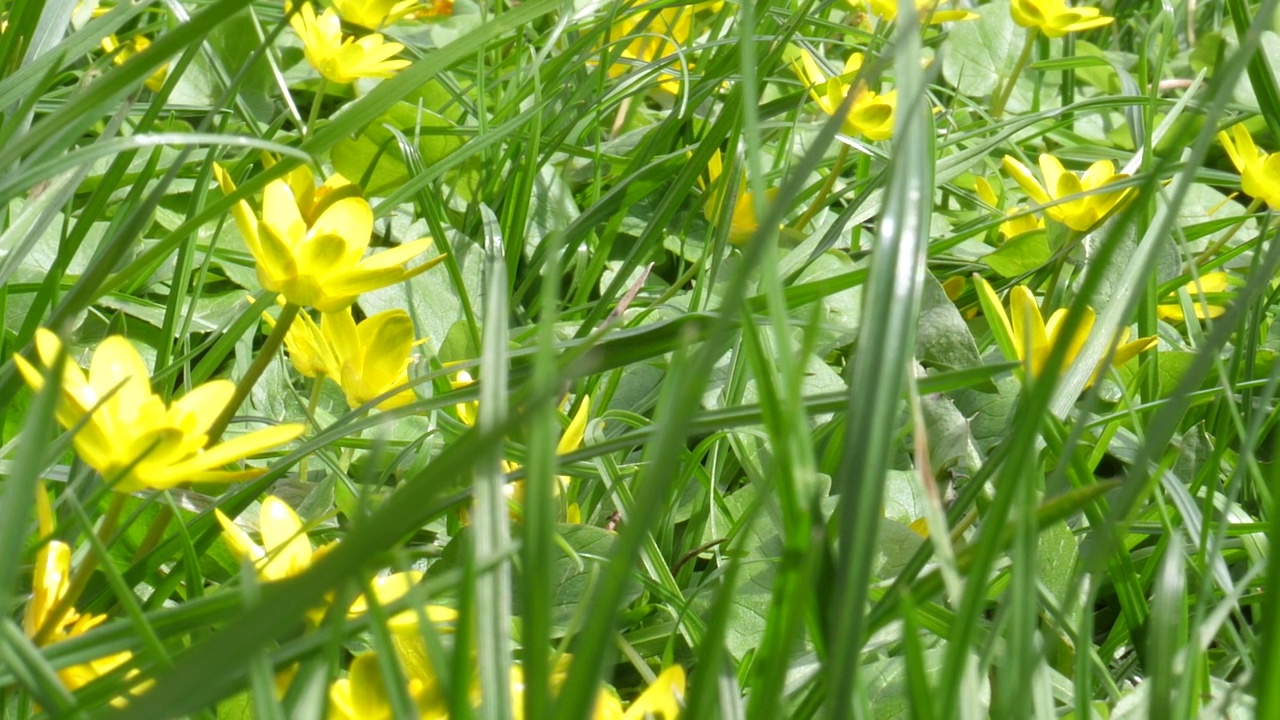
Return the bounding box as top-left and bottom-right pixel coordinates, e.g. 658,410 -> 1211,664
556,395 -> 591,456
1037,154 -> 1067,200
623,665 -> 685,720
262,179 -> 307,249
170,380 -> 235,437
88,336 -> 152,412
1001,156 -> 1050,206
259,496 -> 312,581
1008,286 -> 1048,365
165,423 -> 305,478
215,508 -> 267,566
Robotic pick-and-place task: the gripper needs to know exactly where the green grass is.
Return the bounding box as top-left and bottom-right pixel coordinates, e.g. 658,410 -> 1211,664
3,0 -> 1280,717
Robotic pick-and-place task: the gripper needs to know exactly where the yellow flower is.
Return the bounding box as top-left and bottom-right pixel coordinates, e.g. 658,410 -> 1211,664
508,396 -> 593,509
789,48 -> 896,141
289,2 -> 411,84
701,150 -> 778,245
215,496 -> 316,582
975,277 -> 1155,385
1157,272 -> 1231,322
1218,124 -> 1280,209
329,652 -> 448,720
605,6 -> 695,95
100,34 -> 168,91
974,176 -> 1043,240
449,369 -> 479,425
595,665 -> 686,719
1001,154 -> 1129,232
214,164 -> 442,312
1009,0 -> 1113,37
860,0 -> 978,24
272,306 -> 422,410
25,487 -> 133,693
345,573 -> 457,706
14,330 -> 305,493
331,0 -> 418,29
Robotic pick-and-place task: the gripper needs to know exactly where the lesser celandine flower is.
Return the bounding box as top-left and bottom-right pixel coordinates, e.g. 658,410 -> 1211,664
331,0 -> 418,29
1009,0 -> 1113,37
214,165 -> 442,312
329,651 -> 447,720
702,150 -> 778,245
1157,272 -> 1231,322
100,34 -> 168,91
289,2 -> 410,84
606,5 -> 695,94
974,176 -> 1043,240
859,0 -> 977,24
14,330 -> 304,493
789,48 -> 896,141
1218,124 -> 1280,209
1001,154 -> 1129,232
270,305 -> 422,409
595,665 -> 686,719
215,496 -> 318,582
975,277 -> 1155,385
24,488 -> 133,693
348,572 -> 458,682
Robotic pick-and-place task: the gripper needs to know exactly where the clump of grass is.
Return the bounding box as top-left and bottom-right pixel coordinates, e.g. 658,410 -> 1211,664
2,0 -> 1280,717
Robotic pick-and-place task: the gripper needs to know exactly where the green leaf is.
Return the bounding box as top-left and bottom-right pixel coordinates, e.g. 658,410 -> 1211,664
918,273 -> 982,371
982,231 -> 1051,278
940,1 -> 1019,98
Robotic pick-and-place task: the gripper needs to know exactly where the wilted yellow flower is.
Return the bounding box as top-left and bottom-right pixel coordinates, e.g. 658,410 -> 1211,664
701,150 -> 778,245
214,164 -> 442,312
1218,124 -> 1280,209
1157,272 -> 1230,322
25,488 -> 133,693
975,277 -> 1155,385
289,2 -> 410,84
594,665 -> 686,719
100,34 -> 168,91
1009,0 -> 1113,37
974,176 -> 1043,240
789,48 -> 896,141
605,5 -> 695,94
14,330 -> 305,493
860,0 -> 977,24
215,496 -> 316,582
1001,154 -> 1129,232
272,306 -> 421,410
331,0 -> 418,29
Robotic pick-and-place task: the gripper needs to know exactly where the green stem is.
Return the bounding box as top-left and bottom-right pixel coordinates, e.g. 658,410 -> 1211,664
791,144 -> 850,232
1194,197 -> 1262,266
298,374 -> 325,483
307,78 -> 328,138
991,28 -> 1038,119
206,302 -> 300,446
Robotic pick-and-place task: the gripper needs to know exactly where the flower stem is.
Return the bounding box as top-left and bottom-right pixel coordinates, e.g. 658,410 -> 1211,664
991,29 -> 1038,120
298,375 -> 325,483
791,144 -> 850,232
307,78 -> 328,138
206,302 -> 301,446
1194,197 -> 1262,266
